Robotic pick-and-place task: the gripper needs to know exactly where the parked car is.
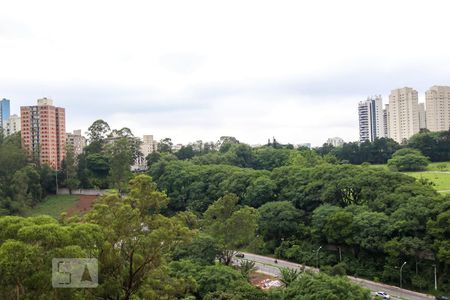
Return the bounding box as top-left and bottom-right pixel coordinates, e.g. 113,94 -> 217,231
435,296 -> 449,300
374,291 -> 390,299
235,253 -> 245,258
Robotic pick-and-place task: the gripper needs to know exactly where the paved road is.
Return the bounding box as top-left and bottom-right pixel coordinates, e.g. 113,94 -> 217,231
239,252 -> 435,300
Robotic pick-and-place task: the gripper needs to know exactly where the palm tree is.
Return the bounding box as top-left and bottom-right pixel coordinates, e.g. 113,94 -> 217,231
239,260 -> 257,281
279,267 -> 302,287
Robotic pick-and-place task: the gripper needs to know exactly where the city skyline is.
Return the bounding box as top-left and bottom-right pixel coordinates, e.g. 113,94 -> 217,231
2,1 -> 450,146
3,85 -> 436,147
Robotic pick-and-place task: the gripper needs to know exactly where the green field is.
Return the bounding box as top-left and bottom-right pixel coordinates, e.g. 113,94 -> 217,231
371,161 -> 450,172
403,172 -> 450,193
24,195 -> 79,218
427,162 -> 450,171
370,164 -> 388,170
368,161 -> 450,193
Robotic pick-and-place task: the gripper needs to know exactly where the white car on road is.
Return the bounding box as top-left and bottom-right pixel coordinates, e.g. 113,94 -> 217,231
374,291 -> 390,299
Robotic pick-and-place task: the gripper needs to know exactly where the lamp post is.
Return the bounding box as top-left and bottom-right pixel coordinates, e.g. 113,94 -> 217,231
433,264 -> 437,291
316,246 -> 323,269
400,261 -> 407,289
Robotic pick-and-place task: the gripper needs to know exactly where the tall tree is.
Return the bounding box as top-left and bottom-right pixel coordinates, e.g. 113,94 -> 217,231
62,145 -> 79,194
108,137 -> 133,193
258,201 -> 303,247
387,148 -> 429,171
157,138 -> 173,153
217,136 -> 239,152
109,127 -> 142,161
202,193 -> 259,265
86,119 -> 110,153
85,176 -> 192,300
76,153 -> 91,188
175,145 -> 195,160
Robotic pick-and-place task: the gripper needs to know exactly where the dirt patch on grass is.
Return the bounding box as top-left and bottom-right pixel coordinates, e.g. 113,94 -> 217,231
66,195 -> 98,216
250,271 -> 276,285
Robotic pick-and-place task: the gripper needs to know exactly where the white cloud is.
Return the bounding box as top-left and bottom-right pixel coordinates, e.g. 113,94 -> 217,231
2,0 -> 450,146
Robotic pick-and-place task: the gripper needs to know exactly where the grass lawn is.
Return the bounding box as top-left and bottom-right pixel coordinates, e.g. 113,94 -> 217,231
368,161 -> 450,193
370,162 -> 450,172
427,161 -> 450,171
403,172 -> 450,193
370,164 -> 388,170
24,195 -> 79,218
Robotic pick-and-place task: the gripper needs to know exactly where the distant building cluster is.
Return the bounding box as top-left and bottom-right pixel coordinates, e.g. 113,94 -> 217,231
0,97 -> 163,170
326,137 -> 345,147
358,86 -> 450,144
1,97 -> 161,171
5,84 -> 450,170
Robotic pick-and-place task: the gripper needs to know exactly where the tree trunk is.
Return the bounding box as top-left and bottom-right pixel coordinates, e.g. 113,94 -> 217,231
415,258 -> 418,275
220,249 -> 236,265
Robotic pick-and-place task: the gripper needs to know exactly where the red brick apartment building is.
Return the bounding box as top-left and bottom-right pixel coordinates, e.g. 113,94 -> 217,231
21,98 -> 66,170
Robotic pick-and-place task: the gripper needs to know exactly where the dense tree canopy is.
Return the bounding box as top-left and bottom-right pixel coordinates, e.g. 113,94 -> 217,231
408,130 -> 450,162
2,127 -> 450,296
316,137 -> 401,164
74,120 -> 142,190
203,193 -> 259,265
269,272 -> 371,300
0,132 -> 55,215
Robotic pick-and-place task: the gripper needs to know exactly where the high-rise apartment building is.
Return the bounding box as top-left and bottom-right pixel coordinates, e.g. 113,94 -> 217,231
21,98 -> 66,169
418,103 -> 427,129
3,114 -> 21,136
425,85 -> 450,132
0,98 -> 10,128
388,87 -> 420,143
141,135 -> 156,158
133,135 -> 157,170
383,104 -> 389,138
66,129 -> 86,157
358,96 -> 385,142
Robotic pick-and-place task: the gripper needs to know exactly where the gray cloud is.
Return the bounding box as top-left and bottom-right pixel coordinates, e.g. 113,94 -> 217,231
186,62 -> 450,103
4,60 -> 450,146
0,81 -> 210,115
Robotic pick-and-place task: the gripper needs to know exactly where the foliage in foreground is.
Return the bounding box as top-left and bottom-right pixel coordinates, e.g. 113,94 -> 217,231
269,272 -> 371,300
0,175 -> 190,299
0,173 -> 375,299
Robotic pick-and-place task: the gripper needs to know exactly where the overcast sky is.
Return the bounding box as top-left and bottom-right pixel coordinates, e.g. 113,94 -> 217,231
2,0 -> 450,146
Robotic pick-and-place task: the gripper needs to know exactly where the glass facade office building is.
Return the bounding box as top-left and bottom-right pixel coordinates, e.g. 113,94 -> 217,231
0,98 -> 11,128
